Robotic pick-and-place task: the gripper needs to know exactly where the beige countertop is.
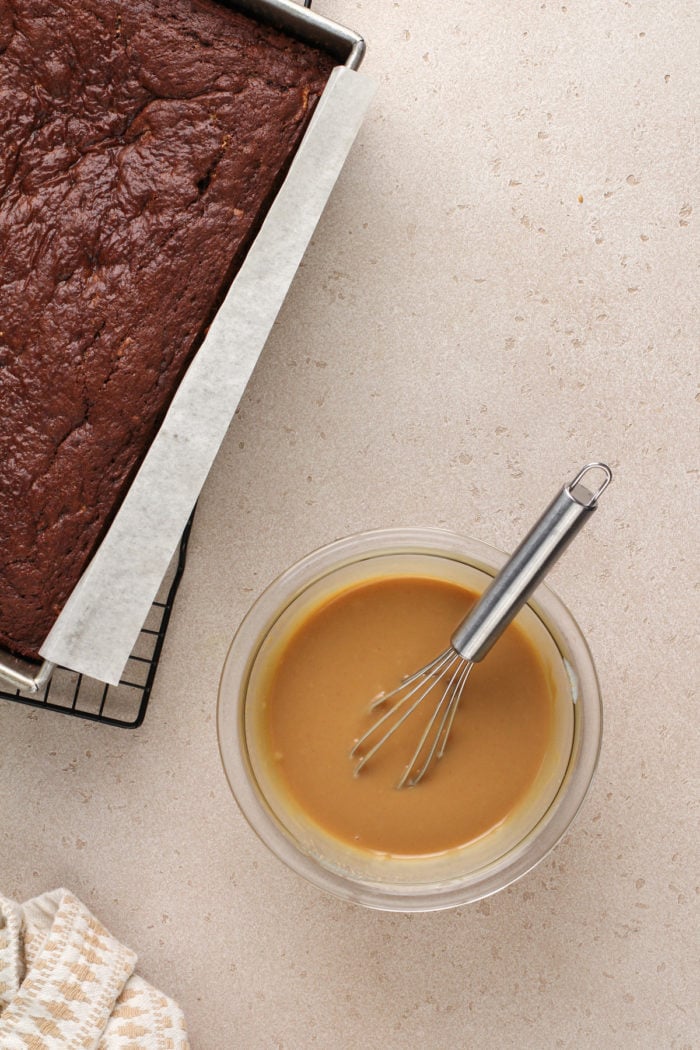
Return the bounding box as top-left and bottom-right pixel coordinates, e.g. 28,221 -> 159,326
1,0 -> 697,1046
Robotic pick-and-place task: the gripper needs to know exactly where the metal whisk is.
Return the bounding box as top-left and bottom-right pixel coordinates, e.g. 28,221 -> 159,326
350,463 -> 612,788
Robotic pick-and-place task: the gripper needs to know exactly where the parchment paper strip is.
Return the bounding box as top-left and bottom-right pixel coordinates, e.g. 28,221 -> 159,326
40,67 -> 376,683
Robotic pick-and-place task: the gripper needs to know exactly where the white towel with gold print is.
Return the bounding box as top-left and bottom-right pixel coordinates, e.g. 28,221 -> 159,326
0,888 -> 190,1049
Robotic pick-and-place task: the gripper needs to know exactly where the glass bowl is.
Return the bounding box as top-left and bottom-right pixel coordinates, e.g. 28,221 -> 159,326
217,528 -> 602,912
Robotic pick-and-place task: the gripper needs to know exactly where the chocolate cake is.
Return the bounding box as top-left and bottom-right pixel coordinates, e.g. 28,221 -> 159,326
0,0 -> 334,659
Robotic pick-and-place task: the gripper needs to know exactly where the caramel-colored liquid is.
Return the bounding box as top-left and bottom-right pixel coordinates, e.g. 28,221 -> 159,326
260,576 -> 554,857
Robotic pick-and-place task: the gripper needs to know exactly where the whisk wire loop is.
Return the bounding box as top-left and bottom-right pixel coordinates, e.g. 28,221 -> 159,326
438,659 -> 472,759
397,656 -> 473,789
350,648 -> 457,776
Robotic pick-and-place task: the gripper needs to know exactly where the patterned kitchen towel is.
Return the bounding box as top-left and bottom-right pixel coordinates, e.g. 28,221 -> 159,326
0,887 -> 190,1049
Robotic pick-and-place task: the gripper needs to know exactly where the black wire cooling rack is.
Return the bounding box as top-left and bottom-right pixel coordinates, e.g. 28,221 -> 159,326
0,515 -> 194,729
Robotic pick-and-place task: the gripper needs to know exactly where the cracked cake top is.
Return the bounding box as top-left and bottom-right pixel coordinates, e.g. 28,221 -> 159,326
0,0 -> 333,657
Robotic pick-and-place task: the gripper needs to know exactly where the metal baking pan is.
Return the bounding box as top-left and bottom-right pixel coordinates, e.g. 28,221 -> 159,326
0,0 -> 365,696
236,0 -> 365,68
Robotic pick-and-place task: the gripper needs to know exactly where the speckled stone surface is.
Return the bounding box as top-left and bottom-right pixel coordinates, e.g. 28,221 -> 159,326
1,1 -> 697,1047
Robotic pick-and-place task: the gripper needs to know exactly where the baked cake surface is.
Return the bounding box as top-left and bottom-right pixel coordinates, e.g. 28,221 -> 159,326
0,0 -> 333,658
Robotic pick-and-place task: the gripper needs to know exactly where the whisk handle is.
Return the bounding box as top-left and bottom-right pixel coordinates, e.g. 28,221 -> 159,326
451,463 -> 612,663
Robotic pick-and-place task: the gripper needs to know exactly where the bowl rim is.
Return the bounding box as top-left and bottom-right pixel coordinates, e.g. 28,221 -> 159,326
217,526 -> 603,912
